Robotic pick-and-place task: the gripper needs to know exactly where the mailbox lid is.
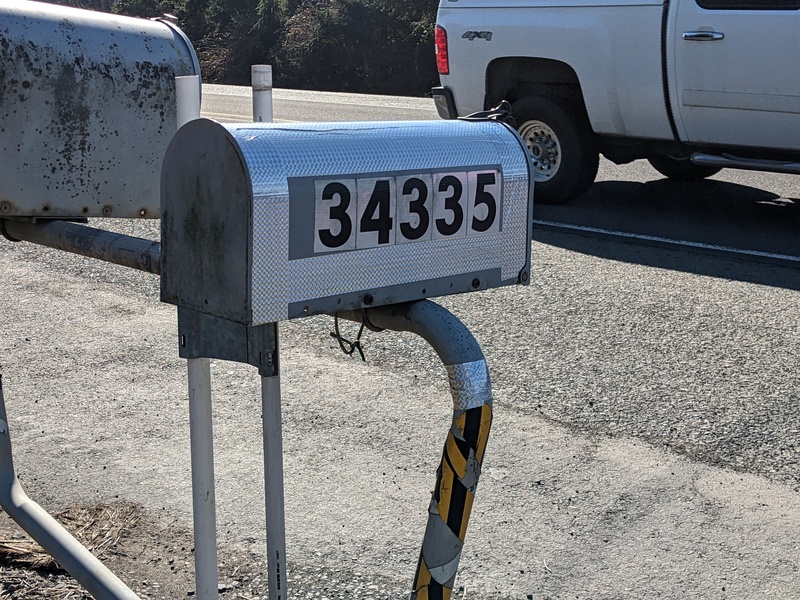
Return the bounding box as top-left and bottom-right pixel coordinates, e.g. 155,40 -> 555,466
0,0 -> 200,219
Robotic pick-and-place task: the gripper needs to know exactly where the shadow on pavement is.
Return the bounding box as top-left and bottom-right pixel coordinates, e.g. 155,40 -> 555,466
533,177 -> 800,291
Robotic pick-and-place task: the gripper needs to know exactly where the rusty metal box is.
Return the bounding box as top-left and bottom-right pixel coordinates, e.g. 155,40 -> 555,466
0,0 -> 199,219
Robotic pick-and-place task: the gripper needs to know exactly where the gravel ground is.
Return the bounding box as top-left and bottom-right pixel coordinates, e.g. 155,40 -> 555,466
1,217 -> 799,598
1,503 -> 415,599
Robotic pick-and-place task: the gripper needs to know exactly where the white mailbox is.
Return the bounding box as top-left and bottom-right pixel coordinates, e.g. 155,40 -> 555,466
160,119 -> 532,325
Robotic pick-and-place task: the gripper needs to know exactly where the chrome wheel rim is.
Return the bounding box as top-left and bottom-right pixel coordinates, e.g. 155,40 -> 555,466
518,119 -> 561,182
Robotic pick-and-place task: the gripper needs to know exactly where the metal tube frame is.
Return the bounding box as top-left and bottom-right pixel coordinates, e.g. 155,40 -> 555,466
0,217 -> 496,599
0,376 -> 141,600
1,219 -> 160,274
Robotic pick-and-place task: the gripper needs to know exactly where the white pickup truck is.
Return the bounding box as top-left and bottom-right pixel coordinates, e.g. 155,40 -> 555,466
431,0 -> 800,204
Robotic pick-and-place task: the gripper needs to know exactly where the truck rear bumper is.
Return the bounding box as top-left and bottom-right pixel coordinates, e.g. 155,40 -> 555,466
431,87 -> 458,119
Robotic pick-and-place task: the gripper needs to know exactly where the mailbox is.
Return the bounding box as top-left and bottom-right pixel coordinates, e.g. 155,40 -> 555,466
0,0 -> 200,219
161,118 -> 533,325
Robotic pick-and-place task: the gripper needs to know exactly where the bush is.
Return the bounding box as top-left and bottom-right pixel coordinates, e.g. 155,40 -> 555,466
35,0 -> 438,96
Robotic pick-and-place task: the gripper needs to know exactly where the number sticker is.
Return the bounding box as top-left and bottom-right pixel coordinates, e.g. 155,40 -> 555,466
396,174 -> 433,244
468,170 -> 501,235
432,172 -> 469,240
357,177 -> 396,248
314,178 -> 357,254
311,168 -> 501,255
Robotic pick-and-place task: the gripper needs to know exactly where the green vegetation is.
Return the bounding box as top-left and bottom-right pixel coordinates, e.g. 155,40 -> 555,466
50,0 -> 438,96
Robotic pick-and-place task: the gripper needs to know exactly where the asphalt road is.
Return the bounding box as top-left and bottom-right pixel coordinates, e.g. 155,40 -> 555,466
202,85 -> 440,123
203,85 -> 800,485
1,86 -> 799,598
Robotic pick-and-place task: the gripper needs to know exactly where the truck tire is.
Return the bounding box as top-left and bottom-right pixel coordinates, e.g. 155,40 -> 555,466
512,96 -> 599,205
648,154 -> 721,181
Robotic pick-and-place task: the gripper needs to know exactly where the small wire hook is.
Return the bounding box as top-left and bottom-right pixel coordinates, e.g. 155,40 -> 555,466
330,315 -> 366,362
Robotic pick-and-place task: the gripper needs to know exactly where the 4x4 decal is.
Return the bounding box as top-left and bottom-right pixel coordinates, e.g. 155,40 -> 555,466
462,31 -> 493,41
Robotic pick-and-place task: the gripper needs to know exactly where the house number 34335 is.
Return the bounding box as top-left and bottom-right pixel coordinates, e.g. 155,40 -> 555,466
312,168 -> 502,254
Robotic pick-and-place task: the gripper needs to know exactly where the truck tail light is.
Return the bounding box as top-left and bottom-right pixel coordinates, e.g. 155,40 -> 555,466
435,25 -> 449,75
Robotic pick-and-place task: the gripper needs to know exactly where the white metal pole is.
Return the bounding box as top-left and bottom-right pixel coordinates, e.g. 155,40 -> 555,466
252,65 -> 274,123
261,372 -> 287,600
187,358 -> 219,600
176,75 -> 201,128
176,75 -> 218,600
252,71 -> 284,599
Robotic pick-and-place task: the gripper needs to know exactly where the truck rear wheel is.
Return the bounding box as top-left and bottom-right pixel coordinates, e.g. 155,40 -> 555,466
647,154 -> 722,181
512,96 -> 599,205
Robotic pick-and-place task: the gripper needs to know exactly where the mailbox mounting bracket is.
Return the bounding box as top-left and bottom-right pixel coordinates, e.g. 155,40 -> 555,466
178,308 -> 279,377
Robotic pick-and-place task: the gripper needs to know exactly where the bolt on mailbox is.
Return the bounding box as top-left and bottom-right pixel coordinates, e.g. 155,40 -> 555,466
161,118 -> 533,325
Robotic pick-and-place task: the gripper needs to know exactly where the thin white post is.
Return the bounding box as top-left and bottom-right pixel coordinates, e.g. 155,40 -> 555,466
187,358 -> 219,600
252,66 -> 284,599
176,75 -> 201,128
252,65 -> 274,123
262,370 -> 287,600
177,76 -> 217,600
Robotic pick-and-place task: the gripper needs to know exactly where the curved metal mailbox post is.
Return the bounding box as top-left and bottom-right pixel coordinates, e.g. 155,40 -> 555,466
0,0 -> 200,219
338,301 -> 495,600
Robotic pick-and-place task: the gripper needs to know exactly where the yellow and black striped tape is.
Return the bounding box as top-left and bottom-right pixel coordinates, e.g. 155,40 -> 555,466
412,402 -> 493,599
